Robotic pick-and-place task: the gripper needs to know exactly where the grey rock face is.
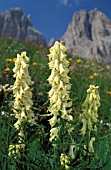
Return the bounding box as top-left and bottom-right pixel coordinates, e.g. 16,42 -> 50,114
47,38 -> 55,48
0,8 -> 47,47
62,8 -> 111,63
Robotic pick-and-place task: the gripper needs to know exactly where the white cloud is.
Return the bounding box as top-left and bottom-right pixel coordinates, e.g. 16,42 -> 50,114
59,0 -> 69,5
59,0 -> 87,6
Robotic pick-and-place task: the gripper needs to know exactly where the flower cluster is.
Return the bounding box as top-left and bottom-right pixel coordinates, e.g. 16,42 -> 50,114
13,52 -> 35,137
89,72 -> 99,79
8,144 -> 25,157
47,41 -> 73,141
60,153 -> 70,169
79,85 -> 100,136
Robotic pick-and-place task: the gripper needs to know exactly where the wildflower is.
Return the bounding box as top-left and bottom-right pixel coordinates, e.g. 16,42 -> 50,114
5,67 -> 10,71
49,127 -> 59,142
36,50 -> 39,54
8,144 -> 25,157
93,73 -> 99,77
89,75 -> 94,79
13,58 -> 17,62
69,145 -> 75,159
6,58 -> 12,62
4,89 -> 9,93
13,51 -> 35,140
33,62 -> 37,66
47,41 -> 73,141
88,137 -> 95,153
106,91 -> 111,95
106,65 -> 110,69
79,85 -> 100,135
77,59 -> 81,63
1,111 -> 5,115
68,58 -> 72,62
60,153 -> 70,169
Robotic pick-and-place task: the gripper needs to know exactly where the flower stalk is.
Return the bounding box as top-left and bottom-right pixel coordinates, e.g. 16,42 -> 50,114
9,52 -> 35,157
48,41 -> 73,139
79,85 -> 100,154
47,41 -> 73,168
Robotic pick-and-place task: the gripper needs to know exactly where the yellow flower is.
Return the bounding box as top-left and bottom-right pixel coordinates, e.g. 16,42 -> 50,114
36,50 -> 39,54
88,137 -> 95,153
77,59 -> 81,63
93,73 -> 99,77
50,127 -> 59,142
8,144 -> 25,157
48,41 -> 73,142
5,67 -> 10,71
6,58 -> 12,62
13,51 -> 35,135
13,58 -> 17,62
60,153 -> 70,169
33,62 -> 37,66
4,89 -> 9,93
89,75 -> 94,79
106,65 -> 110,69
80,85 -> 100,135
80,118 -> 87,135
68,58 -> 72,62
106,91 -> 111,95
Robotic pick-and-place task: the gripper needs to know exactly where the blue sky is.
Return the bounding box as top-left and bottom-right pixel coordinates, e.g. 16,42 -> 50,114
0,0 -> 111,43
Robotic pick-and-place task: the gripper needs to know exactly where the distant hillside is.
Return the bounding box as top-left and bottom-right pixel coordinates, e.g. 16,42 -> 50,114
62,8 -> 111,64
0,8 -> 47,47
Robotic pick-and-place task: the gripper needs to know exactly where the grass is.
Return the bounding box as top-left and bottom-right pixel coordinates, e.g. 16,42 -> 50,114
0,36 -> 111,169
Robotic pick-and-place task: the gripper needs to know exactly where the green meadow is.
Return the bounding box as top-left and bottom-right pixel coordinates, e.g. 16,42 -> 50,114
0,37 -> 111,170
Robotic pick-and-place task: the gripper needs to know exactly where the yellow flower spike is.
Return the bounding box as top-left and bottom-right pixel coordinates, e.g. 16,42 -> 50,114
47,41 -> 73,142
80,85 -> 100,135
13,51 -> 35,138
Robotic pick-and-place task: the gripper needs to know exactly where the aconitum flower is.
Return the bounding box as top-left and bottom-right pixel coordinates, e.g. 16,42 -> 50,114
13,52 -> 35,138
47,41 -> 73,141
88,137 -> 95,153
60,153 -> 70,169
79,85 -> 100,135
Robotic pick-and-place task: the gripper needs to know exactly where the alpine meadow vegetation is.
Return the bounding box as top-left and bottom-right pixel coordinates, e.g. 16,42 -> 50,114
0,37 -> 111,170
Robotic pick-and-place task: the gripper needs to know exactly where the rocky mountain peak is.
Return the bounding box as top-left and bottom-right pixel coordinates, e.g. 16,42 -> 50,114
62,8 -> 111,63
0,8 -> 47,47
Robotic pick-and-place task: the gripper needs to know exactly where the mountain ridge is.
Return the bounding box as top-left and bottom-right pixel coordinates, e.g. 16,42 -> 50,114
0,8 -> 47,47
61,8 -> 111,64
